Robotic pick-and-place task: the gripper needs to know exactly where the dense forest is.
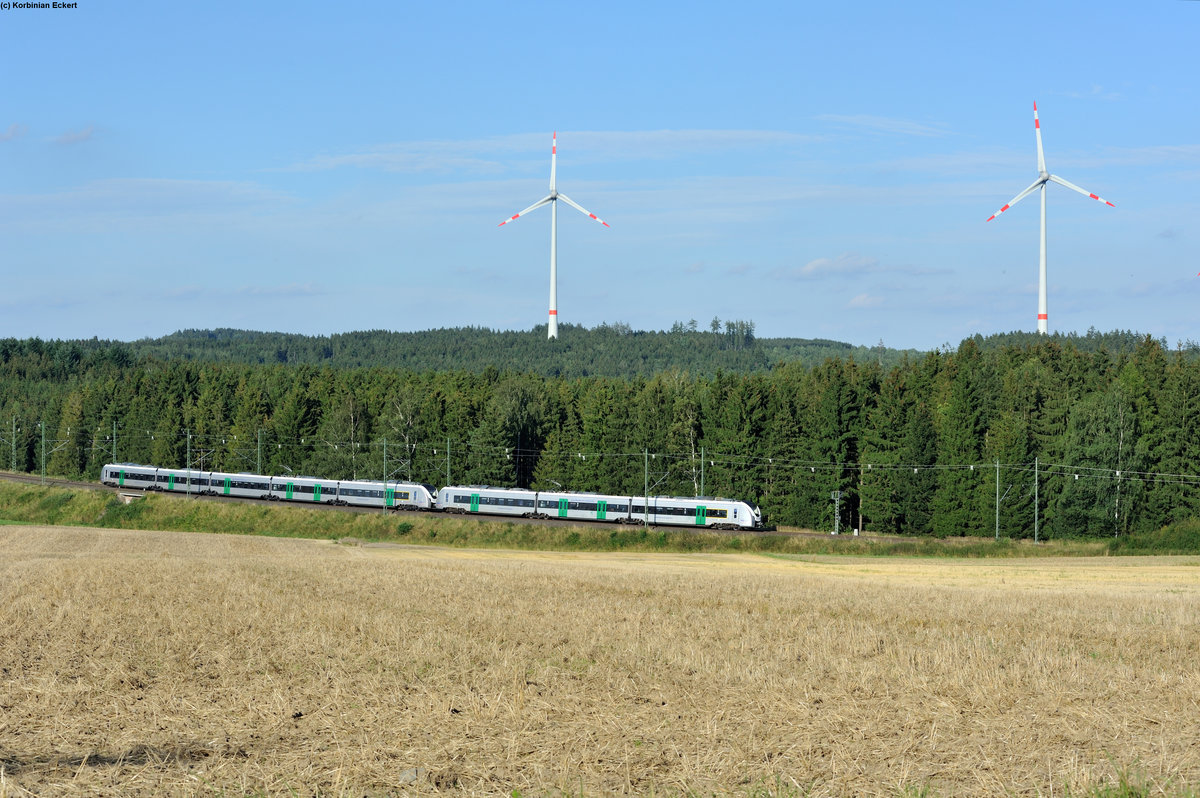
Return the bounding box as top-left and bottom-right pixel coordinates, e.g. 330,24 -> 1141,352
53,322 -> 921,376
15,322 -> 1171,377
3,326 -> 1199,538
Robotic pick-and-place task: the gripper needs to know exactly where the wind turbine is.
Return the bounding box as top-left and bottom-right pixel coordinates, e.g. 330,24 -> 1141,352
987,102 -> 1114,334
499,131 -> 609,340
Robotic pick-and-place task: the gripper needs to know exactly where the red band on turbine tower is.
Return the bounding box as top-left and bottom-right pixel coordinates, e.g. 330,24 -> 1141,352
549,310 -> 558,316
1038,314 -> 1048,320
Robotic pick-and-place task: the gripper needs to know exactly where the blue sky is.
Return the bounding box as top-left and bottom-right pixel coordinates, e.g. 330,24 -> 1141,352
2,0 -> 1197,350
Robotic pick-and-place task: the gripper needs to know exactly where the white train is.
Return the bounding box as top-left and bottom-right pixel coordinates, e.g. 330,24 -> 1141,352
100,463 -> 436,511
437,486 -> 761,530
100,463 -> 763,530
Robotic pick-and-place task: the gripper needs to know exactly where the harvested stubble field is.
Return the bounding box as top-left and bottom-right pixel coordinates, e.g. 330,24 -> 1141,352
1,526 -> 1199,797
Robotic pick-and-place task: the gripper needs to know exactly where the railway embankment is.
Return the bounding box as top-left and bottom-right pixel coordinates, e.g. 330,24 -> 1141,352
0,479 -> 1158,557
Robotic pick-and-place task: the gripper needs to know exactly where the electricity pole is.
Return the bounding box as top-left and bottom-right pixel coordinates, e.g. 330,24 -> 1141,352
1034,456 -> 1039,544
644,449 -> 649,527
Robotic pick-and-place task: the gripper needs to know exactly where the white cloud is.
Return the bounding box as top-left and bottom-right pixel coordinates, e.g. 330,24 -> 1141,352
1055,85 -> 1122,102
0,178 -> 294,231
784,252 -> 882,280
53,125 -> 95,145
286,146 -> 507,175
281,129 -> 818,175
847,293 -> 883,308
161,283 -> 327,302
0,123 -> 27,142
816,114 -> 948,137
770,252 -> 950,283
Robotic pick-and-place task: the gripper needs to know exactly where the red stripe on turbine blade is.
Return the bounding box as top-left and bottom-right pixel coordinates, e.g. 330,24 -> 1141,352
1089,194 -> 1098,200
986,215 -> 996,222
1106,201 -> 1115,207
602,222 -> 610,227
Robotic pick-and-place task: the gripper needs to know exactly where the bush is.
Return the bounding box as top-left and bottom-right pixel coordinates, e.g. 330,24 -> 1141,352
1108,519 -> 1200,555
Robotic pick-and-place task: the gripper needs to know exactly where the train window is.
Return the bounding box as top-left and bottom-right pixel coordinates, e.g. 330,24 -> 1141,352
706,508 -> 728,518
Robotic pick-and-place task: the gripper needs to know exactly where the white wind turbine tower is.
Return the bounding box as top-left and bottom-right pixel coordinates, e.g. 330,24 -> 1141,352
987,102 -> 1114,334
499,131 -> 609,340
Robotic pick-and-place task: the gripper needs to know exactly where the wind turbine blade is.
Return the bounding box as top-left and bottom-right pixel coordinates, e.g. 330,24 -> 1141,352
986,178 -> 1044,221
498,195 -> 553,226
557,193 -> 610,227
1048,174 -> 1115,207
1034,101 -> 1046,174
550,131 -> 557,192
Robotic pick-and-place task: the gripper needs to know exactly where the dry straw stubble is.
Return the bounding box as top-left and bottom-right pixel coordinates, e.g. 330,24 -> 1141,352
1,525 -> 1199,795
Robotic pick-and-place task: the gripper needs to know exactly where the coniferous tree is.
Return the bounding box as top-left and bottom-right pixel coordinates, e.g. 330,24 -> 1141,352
897,401 -> 938,534
1051,380 -> 1145,537
859,368 -> 910,534
933,344 -> 988,536
1153,350 -> 1200,523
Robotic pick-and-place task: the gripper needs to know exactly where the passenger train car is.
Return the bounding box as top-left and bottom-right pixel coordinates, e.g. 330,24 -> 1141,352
99,464 -> 763,530
100,464 -> 435,511
437,485 -> 761,530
